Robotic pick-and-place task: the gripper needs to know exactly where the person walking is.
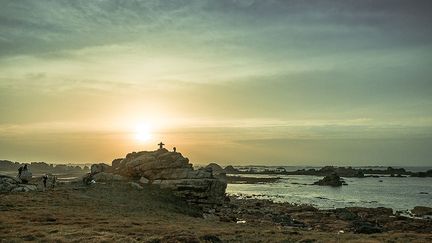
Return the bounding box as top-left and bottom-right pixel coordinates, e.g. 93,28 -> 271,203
42,174 -> 48,189
18,166 -> 23,177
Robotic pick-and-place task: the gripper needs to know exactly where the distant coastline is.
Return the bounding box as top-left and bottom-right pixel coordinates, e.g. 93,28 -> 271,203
2,159 -> 432,178
217,164 -> 432,178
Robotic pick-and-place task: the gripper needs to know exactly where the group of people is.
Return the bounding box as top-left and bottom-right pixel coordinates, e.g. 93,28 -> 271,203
42,174 -> 56,189
17,164 -> 56,189
17,164 -> 28,177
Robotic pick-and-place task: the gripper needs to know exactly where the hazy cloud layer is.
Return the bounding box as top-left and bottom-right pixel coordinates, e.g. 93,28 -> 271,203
0,0 -> 431,165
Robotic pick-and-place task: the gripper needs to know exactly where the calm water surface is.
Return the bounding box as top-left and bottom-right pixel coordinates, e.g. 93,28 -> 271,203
227,174 -> 432,211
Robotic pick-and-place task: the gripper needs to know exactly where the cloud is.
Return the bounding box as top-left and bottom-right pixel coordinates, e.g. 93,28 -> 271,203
1,0 -> 431,164
1,0 -> 432,58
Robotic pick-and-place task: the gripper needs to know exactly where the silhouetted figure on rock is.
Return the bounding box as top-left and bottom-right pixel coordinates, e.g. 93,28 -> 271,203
158,142 -> 165,149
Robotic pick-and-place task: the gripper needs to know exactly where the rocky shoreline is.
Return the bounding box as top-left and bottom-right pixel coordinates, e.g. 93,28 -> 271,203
215,195 -> 432,235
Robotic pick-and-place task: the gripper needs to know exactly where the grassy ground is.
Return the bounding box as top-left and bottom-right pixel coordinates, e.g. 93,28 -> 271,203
1,182 -> 431,242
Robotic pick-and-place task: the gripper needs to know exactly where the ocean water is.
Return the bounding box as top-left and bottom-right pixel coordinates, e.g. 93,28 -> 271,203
226,174 -> 432,211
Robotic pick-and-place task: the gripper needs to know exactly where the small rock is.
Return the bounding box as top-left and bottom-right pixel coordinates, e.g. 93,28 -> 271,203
203,213 -> 219,221
352,221 -> 382,234
200,234 -> 222,243
91,163 -> 112,174
92,172 -> 125,182
411,206 -> 432,217
333,208 -> 358,221
219,215 -> 236,222
160,232 -> 200,243
139,177 -> 149,184
128,182 -> 143,190
45,216 -> 57,222
11,187 -> 26,192
152,179 -> 162,185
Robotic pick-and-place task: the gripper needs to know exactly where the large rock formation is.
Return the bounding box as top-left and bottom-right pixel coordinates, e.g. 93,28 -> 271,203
90,148 -> 227,205
0,175 -> 38,193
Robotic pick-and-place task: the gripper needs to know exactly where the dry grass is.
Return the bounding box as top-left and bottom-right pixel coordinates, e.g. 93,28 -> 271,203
1,182 -> 431,242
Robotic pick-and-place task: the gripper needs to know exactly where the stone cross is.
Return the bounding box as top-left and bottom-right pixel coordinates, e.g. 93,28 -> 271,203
158,142 -> 165,149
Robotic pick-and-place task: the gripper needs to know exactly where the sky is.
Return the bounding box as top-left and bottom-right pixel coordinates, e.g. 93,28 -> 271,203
1,0 -> 432,166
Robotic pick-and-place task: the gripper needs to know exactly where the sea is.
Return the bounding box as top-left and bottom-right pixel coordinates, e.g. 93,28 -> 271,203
226,166 -> 432,212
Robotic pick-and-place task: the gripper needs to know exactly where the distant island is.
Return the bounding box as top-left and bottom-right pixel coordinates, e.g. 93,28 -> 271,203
220,165 -> 432,178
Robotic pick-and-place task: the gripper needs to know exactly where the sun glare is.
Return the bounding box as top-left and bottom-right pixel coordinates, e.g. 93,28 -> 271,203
134,123 -> 152,142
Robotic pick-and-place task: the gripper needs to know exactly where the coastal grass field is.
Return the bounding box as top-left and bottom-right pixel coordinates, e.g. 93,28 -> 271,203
1,181 -> 431,243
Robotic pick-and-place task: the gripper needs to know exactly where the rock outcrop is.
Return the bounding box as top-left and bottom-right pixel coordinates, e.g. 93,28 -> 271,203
92,172 -> 125,182
90,149 -> 227,205
313,173 -> 347,187
411,206 -> 432,217
410,169 -> 432,177
19,170 -> 32,183
91,163 -> 112,174
0,175 -> 38,193
205,163 -> 225,176
224,165 -> 240,174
